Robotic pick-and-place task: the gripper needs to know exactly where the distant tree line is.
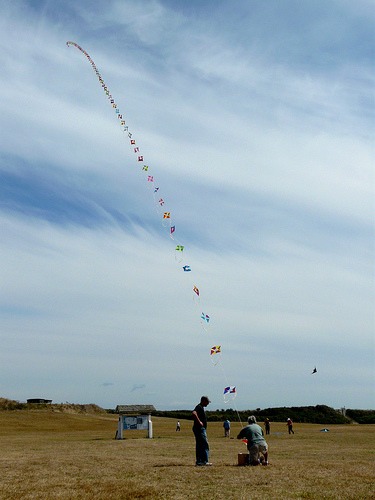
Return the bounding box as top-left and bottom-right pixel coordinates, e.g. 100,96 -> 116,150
345,409 -> 375,424
153,405 -> 375,425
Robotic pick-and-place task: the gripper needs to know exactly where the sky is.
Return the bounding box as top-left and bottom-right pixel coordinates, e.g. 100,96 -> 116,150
0,0 -> 374,411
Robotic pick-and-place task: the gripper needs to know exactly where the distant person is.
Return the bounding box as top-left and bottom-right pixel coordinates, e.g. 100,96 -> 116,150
223,419 -> 231,437
237,415 -> 269,465
176,420 -> 181,432
287,418 -> 294,434
192,396 -> 212,466
264,417 -> 270,435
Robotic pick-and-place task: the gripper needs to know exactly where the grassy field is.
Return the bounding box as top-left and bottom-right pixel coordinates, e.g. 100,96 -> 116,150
0,410 -> 374,499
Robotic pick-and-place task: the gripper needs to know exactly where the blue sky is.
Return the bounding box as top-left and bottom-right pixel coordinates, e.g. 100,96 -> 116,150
0,0 -> 374,411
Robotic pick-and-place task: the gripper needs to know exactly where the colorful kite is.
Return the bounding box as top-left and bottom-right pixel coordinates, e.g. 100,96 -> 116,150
201,312 -> 210,323
175,245 -> 184,263
223,386 -> 237,403
210,345 -> 221,355
200,312 -> 210,331
210,345 -> 221,365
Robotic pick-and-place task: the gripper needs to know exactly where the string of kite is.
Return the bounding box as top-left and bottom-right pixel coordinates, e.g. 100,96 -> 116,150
66,41 -> 239,409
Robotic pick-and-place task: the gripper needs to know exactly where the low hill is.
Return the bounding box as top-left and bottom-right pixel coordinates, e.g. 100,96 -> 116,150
0,398 -> 106,414
0,398 -> 26,410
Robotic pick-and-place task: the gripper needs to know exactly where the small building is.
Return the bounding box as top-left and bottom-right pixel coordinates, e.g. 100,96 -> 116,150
115,404 -> 156,415
115,404 -> 156,439
27,398 -> 52,404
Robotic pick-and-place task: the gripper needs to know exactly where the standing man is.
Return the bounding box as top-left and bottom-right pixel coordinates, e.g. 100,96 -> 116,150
176,421 -> 181,431
264,417 -> 270,435
192,396 -> 212,466
223,419 -> 231,437
287,418 -> 295,434
237,415 -> 269,465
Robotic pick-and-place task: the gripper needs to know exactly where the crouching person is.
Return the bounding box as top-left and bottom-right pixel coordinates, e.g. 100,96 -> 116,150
237,415 -> 269,465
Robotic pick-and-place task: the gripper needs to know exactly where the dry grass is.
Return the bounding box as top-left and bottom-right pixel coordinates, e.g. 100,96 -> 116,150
0,411 -> 374,499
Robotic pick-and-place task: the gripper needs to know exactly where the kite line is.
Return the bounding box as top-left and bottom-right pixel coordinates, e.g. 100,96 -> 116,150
66,41 -> 242,424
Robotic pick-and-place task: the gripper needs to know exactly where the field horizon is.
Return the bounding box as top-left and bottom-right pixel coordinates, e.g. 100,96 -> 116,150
1,398 -> 374,425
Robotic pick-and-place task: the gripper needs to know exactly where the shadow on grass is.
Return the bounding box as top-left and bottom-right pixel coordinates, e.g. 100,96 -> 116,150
153,463 -> 248,468
153,464 -> 193,467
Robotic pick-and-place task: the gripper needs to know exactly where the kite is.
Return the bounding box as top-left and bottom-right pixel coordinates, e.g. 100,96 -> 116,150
175,245 -> 184,263
311,367 -> 317,374
182,265 -> 191,272
193,286 -> 200,304
201,312 -> 210,323
210,345 -> 221,355
223,386 -> 236,403
200,312 -> 210,331
210,345 -> 221,365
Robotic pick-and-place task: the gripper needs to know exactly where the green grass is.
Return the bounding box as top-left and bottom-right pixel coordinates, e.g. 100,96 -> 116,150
0,411 -> 374,499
